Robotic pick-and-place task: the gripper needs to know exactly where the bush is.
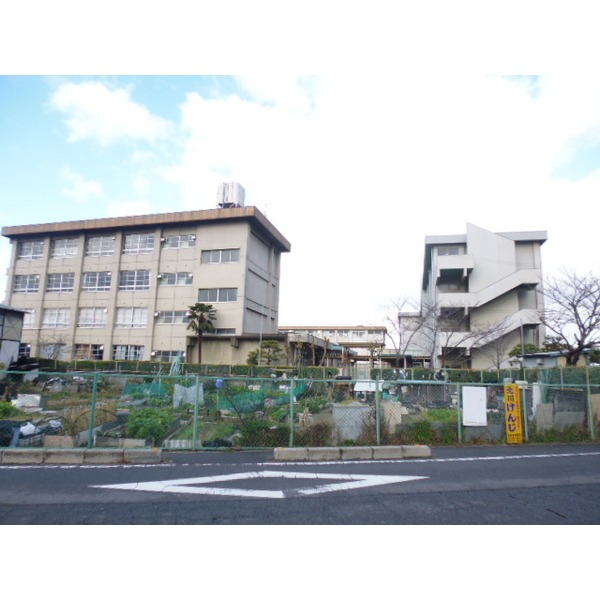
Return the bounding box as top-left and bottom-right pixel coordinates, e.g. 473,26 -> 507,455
0,402 -> 18,419
294,423 -> 334,447
240,419 -> 289,447
127,407 -> 173,443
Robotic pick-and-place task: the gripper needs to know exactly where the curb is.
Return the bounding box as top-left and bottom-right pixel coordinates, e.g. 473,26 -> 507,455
0,448 -> 163,465
273,445 -> 431,461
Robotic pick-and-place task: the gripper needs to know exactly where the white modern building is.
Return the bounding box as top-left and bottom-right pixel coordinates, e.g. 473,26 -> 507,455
405,223 -> 547,369
1,194 -> 291,365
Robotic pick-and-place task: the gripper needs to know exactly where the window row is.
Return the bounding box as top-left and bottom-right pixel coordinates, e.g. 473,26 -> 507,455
16,235 -> 239,259
14,272 -> 241,294
22,307 -> 240,329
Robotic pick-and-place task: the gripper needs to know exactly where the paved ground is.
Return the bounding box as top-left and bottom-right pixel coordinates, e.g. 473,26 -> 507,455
2,443 -> 600,524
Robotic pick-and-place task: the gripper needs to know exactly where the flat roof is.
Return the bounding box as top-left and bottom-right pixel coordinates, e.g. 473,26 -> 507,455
1,205 -> 291,253
280,325 -> 387,331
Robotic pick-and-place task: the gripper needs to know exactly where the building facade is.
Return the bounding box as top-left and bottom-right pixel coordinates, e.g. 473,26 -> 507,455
279,325 -> 387,364
1,206 -> 290,364
414,223 -> 547,369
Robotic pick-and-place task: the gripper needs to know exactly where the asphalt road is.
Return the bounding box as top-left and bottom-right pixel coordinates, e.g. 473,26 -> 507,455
1,443 -> 600,524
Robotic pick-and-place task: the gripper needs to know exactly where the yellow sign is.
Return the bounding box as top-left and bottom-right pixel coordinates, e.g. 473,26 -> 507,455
504,384 -> 524,444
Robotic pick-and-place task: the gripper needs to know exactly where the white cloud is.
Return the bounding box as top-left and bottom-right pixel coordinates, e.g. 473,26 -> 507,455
50,81 -> 171,145
61,168 -> 103,203
158,74 -> 600,325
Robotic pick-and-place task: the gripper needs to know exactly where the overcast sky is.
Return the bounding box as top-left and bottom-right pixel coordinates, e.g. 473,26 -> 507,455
2,4 -> 600,330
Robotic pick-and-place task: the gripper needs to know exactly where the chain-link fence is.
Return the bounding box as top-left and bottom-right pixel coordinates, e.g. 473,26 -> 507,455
1,370 -> 598,449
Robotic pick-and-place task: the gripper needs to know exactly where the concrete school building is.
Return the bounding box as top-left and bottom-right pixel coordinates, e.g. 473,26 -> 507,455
1,196 -> 291,365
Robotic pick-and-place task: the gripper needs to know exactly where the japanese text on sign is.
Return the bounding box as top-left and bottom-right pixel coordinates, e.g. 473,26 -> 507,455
504,384 -> 524,444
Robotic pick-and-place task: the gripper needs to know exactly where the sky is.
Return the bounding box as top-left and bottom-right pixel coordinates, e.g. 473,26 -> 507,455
2,4 -> 600,332
2,0 -> 598,582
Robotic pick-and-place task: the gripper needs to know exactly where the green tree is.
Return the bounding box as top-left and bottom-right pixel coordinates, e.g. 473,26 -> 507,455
246,340 -> 284,366
186,303 -> 217,364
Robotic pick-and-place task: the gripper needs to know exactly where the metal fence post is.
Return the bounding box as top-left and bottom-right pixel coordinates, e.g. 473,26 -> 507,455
192,375 -> 200,450
457,383 -> 463,443
586,370 -> 596,440
87,372 -> 99,449
375,383 -> 381,446
289,379 -> 295,448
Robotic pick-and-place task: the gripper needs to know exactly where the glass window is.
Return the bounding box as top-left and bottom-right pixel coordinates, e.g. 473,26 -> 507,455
77,307 -> 107,328
162,234 -> 196,248
115,307 -> 148,328
201,248 -> 240,263
17,240 -> 44,260
112,345 -> 145,360
51,238 -> 78,259
82,271 -> 112,292
22,309 -> 36,329
18,343 -> 31,358
47,272 -> 75,292
85,235 -> 115,256
73,344 -> 104,360
199,288 -> 237,303
119,270 -> 150,291
152,350 -> 186,362
123,233 -> 155,254
13,274 -> 40,294
155,310 -> 190,324
158,272 -> 193,286
42,308 -> 70,328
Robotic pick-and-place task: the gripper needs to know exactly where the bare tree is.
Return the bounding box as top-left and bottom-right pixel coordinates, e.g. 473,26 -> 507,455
383,297 -> 429,368
540,270 -> 600,366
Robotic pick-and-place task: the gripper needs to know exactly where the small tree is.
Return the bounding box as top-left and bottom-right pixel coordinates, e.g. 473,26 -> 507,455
186,303 -> 217,364
247,340 -> 284,366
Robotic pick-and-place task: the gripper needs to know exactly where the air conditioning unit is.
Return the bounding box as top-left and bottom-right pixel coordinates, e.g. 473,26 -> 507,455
157,274 -> 163,279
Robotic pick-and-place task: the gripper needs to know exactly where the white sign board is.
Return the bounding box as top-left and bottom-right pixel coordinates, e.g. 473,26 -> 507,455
462,386 -> 487,426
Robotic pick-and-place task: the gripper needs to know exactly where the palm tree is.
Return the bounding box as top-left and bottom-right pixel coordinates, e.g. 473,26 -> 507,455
186,303 -> 217,364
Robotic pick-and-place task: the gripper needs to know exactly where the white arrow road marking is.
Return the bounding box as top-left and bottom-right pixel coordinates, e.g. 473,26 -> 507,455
92,470 -> 428,499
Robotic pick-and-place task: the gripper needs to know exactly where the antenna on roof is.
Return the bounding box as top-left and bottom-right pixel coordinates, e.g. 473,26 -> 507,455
217,182 -> 245,208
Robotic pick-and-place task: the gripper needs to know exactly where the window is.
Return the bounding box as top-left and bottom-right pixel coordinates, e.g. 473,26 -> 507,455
47,272 -> 74,292
112,345 -> 145,360
119,270 -> 150,291
201,248 -> 240,263
42,308 -> 70,328
22,309 -> 36,329
17,240 -> 44,260
152,350 -> 186,363
73,344 -> 104,360
82,271 -> 112,292
77,307 -> 107,328
199,287 -> 238,303
155,310 -> 191,324
13,274 -> 40,294
214,328 -> 236,335
158,272 -> 193,286
18,343 -> 31,359
438,245 -> 461,256
162,234 -> 196,249
123,233 -> 155,254
85,235 -> 115,256
115,307 -> 148,328
51,238 -> 78,259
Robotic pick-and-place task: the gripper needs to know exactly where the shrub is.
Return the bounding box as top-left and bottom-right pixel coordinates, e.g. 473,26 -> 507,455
294,423 -> 334,447
240,419 -> 289,447
0,402 -> 18,419
127,407 -> 173,443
